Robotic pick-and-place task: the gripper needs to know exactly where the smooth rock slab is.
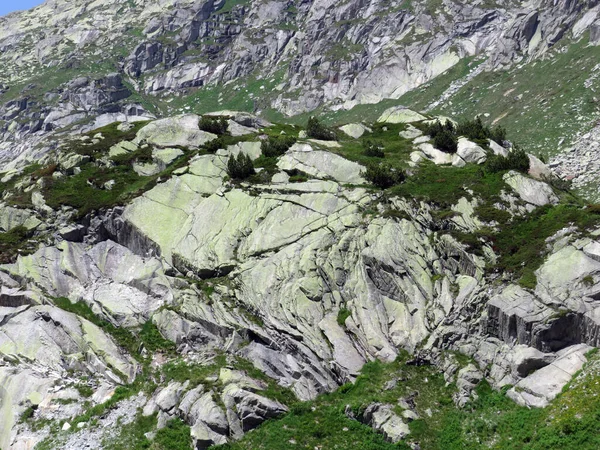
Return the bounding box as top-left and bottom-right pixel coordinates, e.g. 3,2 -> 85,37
135,115 -> 216,148
503,171 -> 559,206
377,106 -> 427,124
339,123 -> 371,139
278,150 -> 365,184
456,138 -> 487,164
507,344 -> 592,407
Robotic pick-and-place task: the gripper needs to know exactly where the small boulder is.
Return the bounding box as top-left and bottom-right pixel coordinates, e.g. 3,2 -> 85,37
377,106 -> 427,124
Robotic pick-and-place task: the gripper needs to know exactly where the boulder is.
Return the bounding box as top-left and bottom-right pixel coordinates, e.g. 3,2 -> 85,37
528,154 -> 552,180
400,125 -> 423,140
135,115 -> 216,148
488,139 -> 509,157
377,107 -> 427,124
456,138 -> 487,164
339,123 -> 371,139
360,403 -> 410,443
507,344 -> 592,407
417,143 -> 453,165
503,171 -> 559,206
277,150 -> 365,184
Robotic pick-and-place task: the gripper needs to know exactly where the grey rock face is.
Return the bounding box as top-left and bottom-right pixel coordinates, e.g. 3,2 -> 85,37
507,344 -> 592,407
2,0 -> 600,171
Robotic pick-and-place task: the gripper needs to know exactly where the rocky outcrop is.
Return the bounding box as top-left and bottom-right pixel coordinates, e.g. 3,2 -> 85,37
507,344 -> 592,407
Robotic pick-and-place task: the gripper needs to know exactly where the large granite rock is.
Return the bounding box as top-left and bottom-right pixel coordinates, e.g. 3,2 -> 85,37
134,115 -> 216,149
507,344 -> 592,407
377,107 -> 427,124
503,171 -> 559,206
278,149 -> 365,184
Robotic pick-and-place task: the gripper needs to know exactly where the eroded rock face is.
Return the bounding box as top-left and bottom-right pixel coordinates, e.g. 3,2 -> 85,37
507,344 -> 592,407
2,0 -> 599,172
2,240 -> 173,326
0,303 -> 138,450
503,171 -> 559,206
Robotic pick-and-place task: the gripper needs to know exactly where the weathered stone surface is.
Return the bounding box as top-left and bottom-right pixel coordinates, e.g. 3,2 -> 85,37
507,344 -> 592,407
456,138 -> 487,164
528,154 -> 552,180
485,285 -> 555,347
339,123 -> 371,139
360,403 -> 410,443
417,143 -> 453,165
278,150 -> 365,184
135,116 -> 216,148
2,241 -> 173,326
0,205 -> 41,232
503,171 -> 559,206
378,107 -> 426,124
488,139 -> 509,157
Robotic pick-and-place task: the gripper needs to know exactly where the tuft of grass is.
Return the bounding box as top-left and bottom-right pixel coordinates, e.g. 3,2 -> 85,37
337,308 -> 352,327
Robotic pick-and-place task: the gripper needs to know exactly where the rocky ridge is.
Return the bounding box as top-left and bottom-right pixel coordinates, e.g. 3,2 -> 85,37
1,107 -> 599,448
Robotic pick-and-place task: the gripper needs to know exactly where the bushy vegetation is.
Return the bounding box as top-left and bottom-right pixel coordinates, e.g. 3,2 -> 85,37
433,129 -> 458,153
307,116 -> 336,141
362,140 -> 385,158
424,117 -> 507,151
227,153 -> 255,180
363,163 -> 405,189
485,146 -> 530,173
423,120 -> 458,153
456,116 -> 506,145
199,115 -> 229,134
0,226 -> 34,263
261,135 -> 297,157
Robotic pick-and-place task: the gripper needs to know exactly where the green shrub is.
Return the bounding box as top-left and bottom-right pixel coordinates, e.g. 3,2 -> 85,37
490,125 -> 507,145
306,116 -> 336,141
227,153 -> 255,180
337,308 -> 352,327
455,116 -> 506,145
261,135 -> 297,158
199,116 -> 229,135
362,140 -> 385,158
485,147 -> 530,173
424,119 -> 455,138
203,137 -> 225,153
363,163 -> 405,189
433,129 -> 458,153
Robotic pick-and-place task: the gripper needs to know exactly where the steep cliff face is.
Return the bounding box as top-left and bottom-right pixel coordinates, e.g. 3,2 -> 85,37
2,0 -> 600,176
2,1 -> 600,449
1,106 -> 599,448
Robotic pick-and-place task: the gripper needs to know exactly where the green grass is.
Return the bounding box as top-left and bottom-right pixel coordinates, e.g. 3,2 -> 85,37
390,162 -> 507,207
101,413 -> 157,450
153,419 -> 192,450
417,35 -> 600,158
215,352 -> 600,450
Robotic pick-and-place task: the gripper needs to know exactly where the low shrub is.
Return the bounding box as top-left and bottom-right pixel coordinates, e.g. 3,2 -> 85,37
485,147 -> 530,173
261,135 -> 297,158
424,119 -> 455,138
227,153 -> 255,180
363,163 -> 405,189
433,129 -> 458,154
203,137 -> 225,153
199,115 -> 229,135
306,116 -> 336,141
